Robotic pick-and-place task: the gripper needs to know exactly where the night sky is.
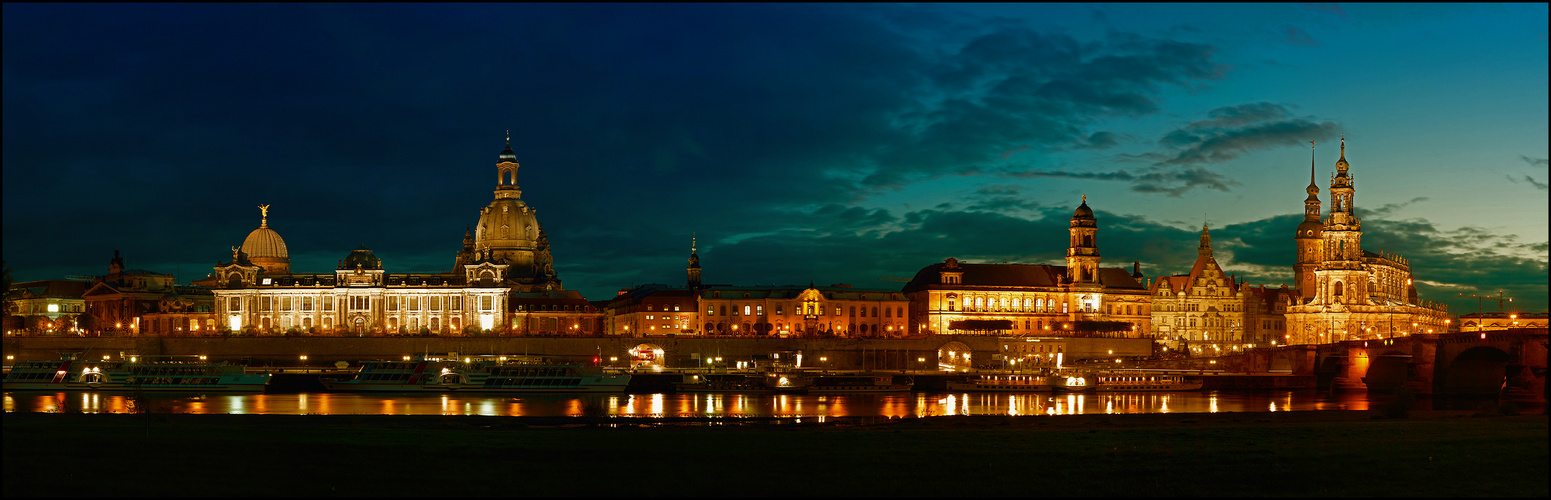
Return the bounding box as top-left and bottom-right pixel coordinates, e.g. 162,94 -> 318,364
4,4 -> 1546,314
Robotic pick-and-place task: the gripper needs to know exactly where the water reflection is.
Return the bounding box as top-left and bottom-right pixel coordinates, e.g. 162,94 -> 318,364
3,390 -> 1533,417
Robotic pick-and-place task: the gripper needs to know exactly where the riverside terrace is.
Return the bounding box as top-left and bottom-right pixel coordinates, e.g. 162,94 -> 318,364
5,328 -> 1545,399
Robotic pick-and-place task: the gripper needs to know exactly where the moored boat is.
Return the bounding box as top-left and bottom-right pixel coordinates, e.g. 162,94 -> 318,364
320,356 -> 631,393
946,374 -> 1059,392
807,374 -> 913,393
1091,373 -> 1204,392
674,370 -> 813,394
2,355 -> 270,392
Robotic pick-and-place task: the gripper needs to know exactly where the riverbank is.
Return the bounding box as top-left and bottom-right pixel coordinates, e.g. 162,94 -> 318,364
5,410 -> 1546,497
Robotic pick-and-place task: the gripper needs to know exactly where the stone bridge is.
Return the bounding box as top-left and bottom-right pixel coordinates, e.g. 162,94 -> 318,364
1132,328 -> 1546,401
1314,328 -> 1547,400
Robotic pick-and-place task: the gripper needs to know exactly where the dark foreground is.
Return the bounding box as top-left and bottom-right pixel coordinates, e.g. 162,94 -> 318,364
4,410 -> 1546,497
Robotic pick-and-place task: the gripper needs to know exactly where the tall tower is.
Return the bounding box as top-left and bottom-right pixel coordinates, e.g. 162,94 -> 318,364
686,235 -> 702,289
1316,137 -> 1365,305
1066,195 -> 1101,284
1198,223 -> 1213,259
1293,140 -> 1324,303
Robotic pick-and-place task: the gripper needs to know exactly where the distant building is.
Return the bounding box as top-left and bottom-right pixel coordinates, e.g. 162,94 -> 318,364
5,279 -> 89,335
1458,312 -> 1547,332
1284,139 -> 1449,343
81,250 -> 186,336
205,138 -> 598,336
600,239 -> 909,338
903,197 -> 1152,337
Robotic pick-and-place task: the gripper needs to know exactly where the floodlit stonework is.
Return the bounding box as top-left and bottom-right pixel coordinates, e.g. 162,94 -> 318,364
1283,139 -> 1449,344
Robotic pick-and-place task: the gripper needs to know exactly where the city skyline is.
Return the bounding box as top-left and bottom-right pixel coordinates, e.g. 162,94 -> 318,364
4,4 -> 1547,314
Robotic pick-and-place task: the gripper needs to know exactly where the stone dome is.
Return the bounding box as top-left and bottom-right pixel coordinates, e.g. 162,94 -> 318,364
475,198 -> 541,262
1073,196 -> 1094,219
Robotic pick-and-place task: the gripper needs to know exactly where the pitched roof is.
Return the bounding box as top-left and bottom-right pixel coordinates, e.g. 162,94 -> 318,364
904,262 -> 1145,292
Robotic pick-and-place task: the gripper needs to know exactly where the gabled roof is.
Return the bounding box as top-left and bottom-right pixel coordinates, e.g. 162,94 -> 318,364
1149,253 -> 1237,296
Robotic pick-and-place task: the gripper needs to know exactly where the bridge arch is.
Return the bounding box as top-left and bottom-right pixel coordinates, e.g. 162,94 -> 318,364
1362,350 -> 1411,392
1441,346 -> 1511,395
938,341 -> 973,371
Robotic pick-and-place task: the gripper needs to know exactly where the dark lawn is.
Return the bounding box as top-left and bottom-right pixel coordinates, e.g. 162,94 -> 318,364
4,411 -> 1546,497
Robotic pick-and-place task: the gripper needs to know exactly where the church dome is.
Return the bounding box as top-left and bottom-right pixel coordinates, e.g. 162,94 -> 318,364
1295,219 -> 1323,238
475,198 -> 541,259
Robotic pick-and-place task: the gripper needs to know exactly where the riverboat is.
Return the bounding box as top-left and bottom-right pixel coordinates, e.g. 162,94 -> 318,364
320,357 -> 631,393
807,374 -> 913,393
1092,373 -> 1204,391
946,374 -> 1060,392
674,371 -> 813,394
1,356 -> 271,392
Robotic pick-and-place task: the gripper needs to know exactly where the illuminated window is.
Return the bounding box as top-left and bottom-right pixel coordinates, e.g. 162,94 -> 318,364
757,305 -> 763,315
775,306 -> 783,315
834,307 -> 841,316
743,305 -> 751,316
674,305 -> 681,312
481,296 -> 492,310
451,296 -> 461,310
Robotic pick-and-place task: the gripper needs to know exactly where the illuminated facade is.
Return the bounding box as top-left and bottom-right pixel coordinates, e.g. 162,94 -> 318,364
208,138 -> 598,335
1150,225 -> 1248,346
6,279 -> 88,334
1284,139 -> 1449,344
1458,312 -> 1546,332
903,198 -> 1152,337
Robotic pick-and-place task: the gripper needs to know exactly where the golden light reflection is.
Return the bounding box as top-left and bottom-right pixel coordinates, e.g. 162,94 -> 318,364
649,393 -> 664,416
1209,395 -> 1219,413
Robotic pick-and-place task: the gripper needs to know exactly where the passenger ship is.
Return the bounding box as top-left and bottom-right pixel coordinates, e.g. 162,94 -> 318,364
1059,372 -> 1204,392
320,357 -> 631,393
674,370 -> 813,394
946,374 -> 1062,392
807,374 -> 913,393
2,356 -> 271,392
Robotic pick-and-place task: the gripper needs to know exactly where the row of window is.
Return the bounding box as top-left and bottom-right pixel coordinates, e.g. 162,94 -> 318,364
700,304 -> 908,318
230,295 -> 492,312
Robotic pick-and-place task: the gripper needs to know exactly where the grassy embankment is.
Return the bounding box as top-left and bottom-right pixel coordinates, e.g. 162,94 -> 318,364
4,410 -> 1546,497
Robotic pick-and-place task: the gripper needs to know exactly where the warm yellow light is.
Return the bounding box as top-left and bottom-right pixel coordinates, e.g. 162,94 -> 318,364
300,355 -> 308,361
199,355 -> 207,361
403,356 -> 411,361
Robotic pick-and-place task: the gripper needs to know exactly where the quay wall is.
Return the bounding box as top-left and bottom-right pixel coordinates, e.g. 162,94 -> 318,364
3,335 -> 1152,370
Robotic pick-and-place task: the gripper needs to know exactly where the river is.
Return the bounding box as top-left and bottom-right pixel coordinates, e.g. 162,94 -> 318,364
3,390 -> 1526,417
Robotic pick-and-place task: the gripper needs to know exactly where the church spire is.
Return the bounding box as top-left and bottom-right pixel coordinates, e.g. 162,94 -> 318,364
686,233 -> 702,289
1198,223 -> 1212,258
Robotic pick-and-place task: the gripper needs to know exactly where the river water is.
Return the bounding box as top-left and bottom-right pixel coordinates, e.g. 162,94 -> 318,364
3,390 -> 1525,418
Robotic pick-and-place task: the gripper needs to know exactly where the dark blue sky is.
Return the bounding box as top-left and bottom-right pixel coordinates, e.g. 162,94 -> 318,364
4,4 -> 1546,314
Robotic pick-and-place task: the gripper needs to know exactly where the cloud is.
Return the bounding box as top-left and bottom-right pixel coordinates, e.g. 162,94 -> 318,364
1521,155 -> 1549,168
1299,3 -> 1350,20
1283,26 -> 1320,47
1508,174 -> 1549,190
1356,197 -> 1429,218
1154,102 -> 1342,167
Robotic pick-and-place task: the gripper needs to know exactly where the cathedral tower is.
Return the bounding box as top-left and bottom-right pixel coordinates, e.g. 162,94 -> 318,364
1293,141 -> 1324,303
686,235 -> 702,289
1066,195 -> 1101,284
1316,137 -> 1366,305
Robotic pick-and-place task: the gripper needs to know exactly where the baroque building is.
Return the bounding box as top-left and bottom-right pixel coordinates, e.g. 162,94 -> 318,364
1283,139 -> 1449,344
903,197 -> 1152,337
207,138 -> 598,336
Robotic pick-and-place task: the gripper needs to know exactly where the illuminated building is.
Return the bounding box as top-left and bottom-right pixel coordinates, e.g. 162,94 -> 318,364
903,197 -> 1152,337
1458,312 -> 1547,332
1283,139 -> 1449,344
602,239 -> 909,338
5,279 -> 88,335
207,137 -> 599,336
1150,224 -> 1247,346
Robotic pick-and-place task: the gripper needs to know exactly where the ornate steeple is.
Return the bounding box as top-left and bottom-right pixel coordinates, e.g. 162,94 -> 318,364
1198,223 -> 1212,258
687,234 -> 702,288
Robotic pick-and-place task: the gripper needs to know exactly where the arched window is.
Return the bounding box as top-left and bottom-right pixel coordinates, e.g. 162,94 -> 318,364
1333,282 -> 1344,297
